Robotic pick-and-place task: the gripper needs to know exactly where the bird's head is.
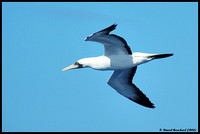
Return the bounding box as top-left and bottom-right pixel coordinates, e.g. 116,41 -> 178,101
62,58 -> 90,71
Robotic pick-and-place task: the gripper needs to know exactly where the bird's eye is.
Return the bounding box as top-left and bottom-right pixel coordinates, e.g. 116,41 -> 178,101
74,62 -> 79,65
74,62 -> 83,68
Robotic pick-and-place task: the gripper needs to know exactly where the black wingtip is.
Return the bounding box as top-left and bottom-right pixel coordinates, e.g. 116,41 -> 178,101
108,23 -> 117,31
128,97 -> 155,109
150,104 -> 156,109
98,23 -> 117,34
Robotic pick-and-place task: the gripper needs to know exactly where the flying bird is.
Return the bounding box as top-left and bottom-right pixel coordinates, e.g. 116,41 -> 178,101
62,24 -> 173,108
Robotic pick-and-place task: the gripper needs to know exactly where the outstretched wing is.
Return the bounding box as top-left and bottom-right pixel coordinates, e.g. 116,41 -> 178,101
107,67 -> 155,108
84,24 -> 132,56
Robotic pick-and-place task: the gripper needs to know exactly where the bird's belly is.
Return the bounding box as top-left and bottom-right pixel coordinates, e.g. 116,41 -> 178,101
94,55 -> 136,70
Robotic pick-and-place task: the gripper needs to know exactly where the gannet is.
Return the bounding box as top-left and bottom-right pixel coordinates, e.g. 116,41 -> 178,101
62,24 -> 173,108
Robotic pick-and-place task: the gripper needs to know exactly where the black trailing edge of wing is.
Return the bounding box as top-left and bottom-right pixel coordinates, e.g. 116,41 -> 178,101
110,34 -> 132,54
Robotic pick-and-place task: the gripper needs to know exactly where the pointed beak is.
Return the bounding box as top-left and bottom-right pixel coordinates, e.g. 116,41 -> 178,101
62,64 -> 79,71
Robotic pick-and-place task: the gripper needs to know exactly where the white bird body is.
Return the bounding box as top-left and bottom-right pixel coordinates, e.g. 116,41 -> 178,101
62,24 -> 173,108
78,52 -> 155,70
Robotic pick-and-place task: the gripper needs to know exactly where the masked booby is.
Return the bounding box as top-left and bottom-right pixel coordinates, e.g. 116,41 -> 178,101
62,24 -> 173,108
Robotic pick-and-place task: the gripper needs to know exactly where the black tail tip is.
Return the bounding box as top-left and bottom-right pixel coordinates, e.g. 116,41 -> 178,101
164,53 -> 173,57
152,53 -> 174,59
168,53 -> 173,56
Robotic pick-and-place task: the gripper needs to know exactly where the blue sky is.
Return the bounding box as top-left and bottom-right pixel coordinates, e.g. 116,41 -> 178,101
2,2 -> 198,132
